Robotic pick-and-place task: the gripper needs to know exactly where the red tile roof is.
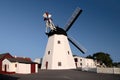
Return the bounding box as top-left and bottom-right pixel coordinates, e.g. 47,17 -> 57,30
0,53 -> 13,60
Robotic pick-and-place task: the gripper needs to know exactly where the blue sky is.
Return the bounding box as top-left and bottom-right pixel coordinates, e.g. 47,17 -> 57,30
0,0 -> 120,62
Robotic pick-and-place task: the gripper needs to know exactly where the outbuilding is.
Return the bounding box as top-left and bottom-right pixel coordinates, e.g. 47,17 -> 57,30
0,53 -> 13,73
2,57 -> 38,74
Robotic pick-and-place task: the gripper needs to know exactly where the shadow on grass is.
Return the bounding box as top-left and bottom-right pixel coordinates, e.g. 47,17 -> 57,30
0,74 -> 19,80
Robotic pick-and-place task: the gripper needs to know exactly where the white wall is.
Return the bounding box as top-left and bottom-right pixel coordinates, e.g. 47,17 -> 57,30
2,59 -> 38,74
2,59 -> 31,74
2,59 -> 9,72
16,63 -> 38,74
41,35 -> 54,69
34,58 -> 42,64
2,59 -> 17,72
16,63 -> 31,74
41,34 -> 76,69
35,64 -> 38,73
97,67 -> 120,74
52,35 -> 75,69
74,56 -> 96,68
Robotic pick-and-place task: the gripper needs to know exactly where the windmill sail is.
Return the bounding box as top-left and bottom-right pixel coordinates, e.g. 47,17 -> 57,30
68,36 -> 86,54
64,7 -> 82,32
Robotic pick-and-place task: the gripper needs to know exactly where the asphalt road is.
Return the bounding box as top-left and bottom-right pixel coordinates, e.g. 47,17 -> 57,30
0,69 -> 120,80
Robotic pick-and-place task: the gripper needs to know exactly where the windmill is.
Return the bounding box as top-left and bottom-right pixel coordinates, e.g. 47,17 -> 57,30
41,7 -> 86,70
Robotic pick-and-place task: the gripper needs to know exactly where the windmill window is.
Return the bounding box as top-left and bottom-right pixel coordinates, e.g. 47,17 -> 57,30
58,62 -> 62,66
15,64 -> 17,67
57,40 -> 61,44
48,51 -> 50,55
68,51 -> 70,55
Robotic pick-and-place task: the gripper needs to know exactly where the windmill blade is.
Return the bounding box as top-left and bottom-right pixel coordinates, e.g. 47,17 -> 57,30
64,7 -> 82,32
68,36 -> 87,54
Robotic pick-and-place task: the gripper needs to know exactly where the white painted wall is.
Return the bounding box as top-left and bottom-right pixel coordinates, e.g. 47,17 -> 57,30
34,58 -> 42,64
16,63 -> 38,74
2,59 -> 38,74
35,64 -> 38,73
2,59 -> 17,72
41,34 -> 76,69
16,63 -> 31,74
97,67 -> 120,74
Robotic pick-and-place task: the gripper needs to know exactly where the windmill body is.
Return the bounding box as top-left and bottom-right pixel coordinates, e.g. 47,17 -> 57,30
41,27 -> 76,69
41,8 -> 86,70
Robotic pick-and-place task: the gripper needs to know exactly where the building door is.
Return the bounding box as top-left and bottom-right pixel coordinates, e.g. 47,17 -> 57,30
0,62 -> 2,72
31,64 -> 35,73
4,64 -> 7,72
45,61 -> 48,70
75,63 -> 77,68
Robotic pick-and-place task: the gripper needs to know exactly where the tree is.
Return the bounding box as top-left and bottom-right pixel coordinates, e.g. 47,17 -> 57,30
86,55 -> 94,59
93,52 -> 113,67
113,62 -> 120,67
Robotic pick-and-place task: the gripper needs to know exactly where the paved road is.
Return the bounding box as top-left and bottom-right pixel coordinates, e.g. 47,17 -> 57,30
0,69 -> 120,80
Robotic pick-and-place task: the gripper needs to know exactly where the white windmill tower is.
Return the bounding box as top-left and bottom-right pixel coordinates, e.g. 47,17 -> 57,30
41,7 -> 86,70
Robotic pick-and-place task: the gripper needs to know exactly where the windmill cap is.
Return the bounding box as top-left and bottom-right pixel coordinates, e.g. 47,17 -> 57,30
47,27 -> 67,37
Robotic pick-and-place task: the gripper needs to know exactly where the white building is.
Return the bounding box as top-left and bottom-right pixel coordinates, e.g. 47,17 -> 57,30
73,55 -> 96,71
34,58 -> 42,64
34,58 -> 42,68
2,58 -> 38,74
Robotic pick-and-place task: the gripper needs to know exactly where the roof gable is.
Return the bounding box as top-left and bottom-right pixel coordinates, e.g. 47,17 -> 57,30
0,53 -> 13,60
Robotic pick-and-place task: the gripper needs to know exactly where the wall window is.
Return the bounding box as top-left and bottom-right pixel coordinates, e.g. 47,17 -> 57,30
58,62 -> 62,66
15,64 -> 17,67
74,58 -> 78,62
80,59 -> 82,61
80,63 -> 82,66
48,51 -> 50,55
58,40 -> 61,44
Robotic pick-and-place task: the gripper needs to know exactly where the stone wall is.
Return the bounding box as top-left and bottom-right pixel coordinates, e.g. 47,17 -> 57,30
97,67 -> 120,74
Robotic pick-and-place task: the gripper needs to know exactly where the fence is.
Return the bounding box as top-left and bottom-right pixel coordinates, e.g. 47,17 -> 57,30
97,67 -> 120,74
